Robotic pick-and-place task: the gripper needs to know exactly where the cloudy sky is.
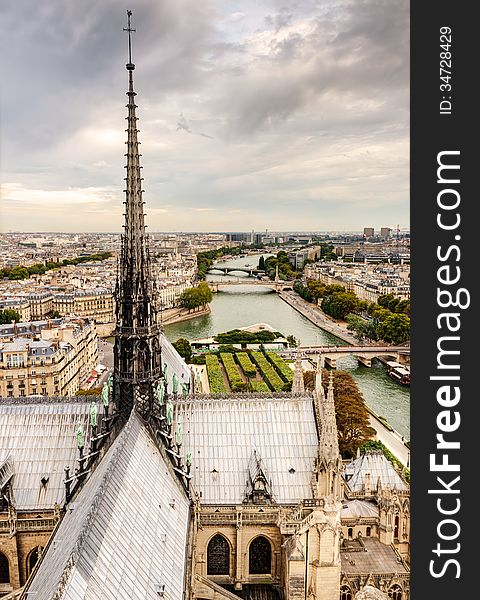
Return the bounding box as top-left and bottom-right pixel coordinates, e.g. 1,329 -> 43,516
0,0 -> 409,233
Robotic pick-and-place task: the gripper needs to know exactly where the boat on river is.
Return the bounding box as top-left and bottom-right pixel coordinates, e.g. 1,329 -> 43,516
386,361 -> 410,386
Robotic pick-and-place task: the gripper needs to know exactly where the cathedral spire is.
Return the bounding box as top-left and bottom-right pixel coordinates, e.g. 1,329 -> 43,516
113,10 -> 163,418
315,354 -> 324,400
291,346 -> 305,395
314,370 -> 342,503
319,371 -> 340,460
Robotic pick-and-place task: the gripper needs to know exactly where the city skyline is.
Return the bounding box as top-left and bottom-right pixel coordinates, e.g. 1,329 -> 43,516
1,0 -> 409,233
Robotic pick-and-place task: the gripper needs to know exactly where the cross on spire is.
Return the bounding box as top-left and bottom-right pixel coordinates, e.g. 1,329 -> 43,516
123,10 -> 136,70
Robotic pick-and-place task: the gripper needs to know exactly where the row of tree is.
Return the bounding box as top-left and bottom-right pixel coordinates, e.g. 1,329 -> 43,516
346,312 -> 410,345
293,279 -> 410,344
178,282 -> 213,311
1,252 -> 112,281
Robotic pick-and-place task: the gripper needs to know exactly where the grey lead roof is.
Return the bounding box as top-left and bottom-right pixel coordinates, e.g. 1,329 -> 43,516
343,451 -> 408,493
341,499 -> 379,518
25,412 -> 190,600
160,333 -> 192,390
176,396 -> 319,504
341,538 -> 408,574
0,402 -> 91,509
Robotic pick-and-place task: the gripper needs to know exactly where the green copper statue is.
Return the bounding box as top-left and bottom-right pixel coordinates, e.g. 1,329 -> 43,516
101,382 -> 109,407
166,399 -> 174,426
89,401 -> 98,428
172,372 -> 179,394
76,423 -> 85,450
156,380 -> 165,406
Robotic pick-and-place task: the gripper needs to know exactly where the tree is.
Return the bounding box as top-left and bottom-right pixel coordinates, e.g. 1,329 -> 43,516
258,255 -> 265,270
197,281 -> 213,306
173,338 -> 192,362
178,283 -> 212,311
321,291 -> 359,320
377,313 -> 410,344
50,310 -> 62,319
286,335 -> 298,347
346,313 -> 379,342
304,369 -> 375,458
0,309 -> 21,324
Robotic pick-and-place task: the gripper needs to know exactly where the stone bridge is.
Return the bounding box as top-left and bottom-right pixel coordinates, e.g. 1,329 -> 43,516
208,279 -> 293,292
207,266 -> 265,276
279,344 -> 410,368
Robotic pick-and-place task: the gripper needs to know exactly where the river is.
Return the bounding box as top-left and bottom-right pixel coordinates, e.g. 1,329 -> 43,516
164,253 -> 410,440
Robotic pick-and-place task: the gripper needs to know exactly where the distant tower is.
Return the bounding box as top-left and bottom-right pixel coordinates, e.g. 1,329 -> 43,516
114,11 -> 163,418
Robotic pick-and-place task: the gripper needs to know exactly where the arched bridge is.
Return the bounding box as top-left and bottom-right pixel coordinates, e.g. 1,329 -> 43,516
208,279 -> 293,292
207,267 -> 265,277
278,345 -> 410,368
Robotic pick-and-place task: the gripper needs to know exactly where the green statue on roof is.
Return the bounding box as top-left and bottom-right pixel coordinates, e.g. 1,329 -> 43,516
76,423 -> 85,450
156,380 -> 165,406
89,401 -> 98,428
101,382 -> 109,407
172,372 -> 179,394
166,398 -> 174,426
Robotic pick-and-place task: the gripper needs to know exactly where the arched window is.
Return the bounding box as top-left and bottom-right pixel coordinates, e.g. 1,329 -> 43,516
249,536 -> 272,574
388,584 -> 403,600
394,514 -> 400,539
0,553 -> 9,584
366,526 -> 371,537
26,546 -> 43,578
207,534 -> 230,575
348,527 -> 353,539
340,585 -> 352,600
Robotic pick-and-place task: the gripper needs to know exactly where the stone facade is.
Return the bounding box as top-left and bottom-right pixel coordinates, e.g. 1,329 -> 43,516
0,317 -> 98,397
0,507 -> 60,597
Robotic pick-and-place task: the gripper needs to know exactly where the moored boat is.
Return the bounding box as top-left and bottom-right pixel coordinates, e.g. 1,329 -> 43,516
386,361 -> 410,386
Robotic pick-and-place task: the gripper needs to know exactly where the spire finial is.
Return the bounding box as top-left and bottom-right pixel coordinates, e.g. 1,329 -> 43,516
124,10 -> 136,70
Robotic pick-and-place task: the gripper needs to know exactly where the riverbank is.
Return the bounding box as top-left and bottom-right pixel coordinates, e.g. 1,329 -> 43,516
162,305 -> 211,326
368,407 -> 410,467
278,290 -> 359,344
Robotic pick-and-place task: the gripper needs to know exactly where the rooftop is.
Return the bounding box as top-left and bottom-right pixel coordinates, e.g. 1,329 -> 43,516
341,537 -> 408,574
176,394 -> 319,504
344,451 -> 408,493
0,400 -> 91,509
23,412 -> 190,600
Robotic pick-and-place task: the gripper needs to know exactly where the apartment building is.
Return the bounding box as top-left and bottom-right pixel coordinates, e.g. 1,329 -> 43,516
0,317 -> 98,398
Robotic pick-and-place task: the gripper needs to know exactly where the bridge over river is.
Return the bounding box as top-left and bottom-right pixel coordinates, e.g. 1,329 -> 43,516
279,344 -> 410,368
208,279 -> 293,292
207,266 -> 265,276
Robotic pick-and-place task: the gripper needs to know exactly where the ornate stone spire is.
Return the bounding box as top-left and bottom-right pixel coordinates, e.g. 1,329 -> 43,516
113,10 -> 163,418
291,346 -> 305,394
315,354 -> 324,401
314,371 -> 342,503
319,371 -> 340,461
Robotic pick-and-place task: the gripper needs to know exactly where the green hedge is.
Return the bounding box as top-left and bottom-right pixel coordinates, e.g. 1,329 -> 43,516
206,355 -> 228,394
250,351 -> 284,392
236,352 -> 257,378
220,353 -> 245,392
250,380 -> 270,393
266,352 -> 293,383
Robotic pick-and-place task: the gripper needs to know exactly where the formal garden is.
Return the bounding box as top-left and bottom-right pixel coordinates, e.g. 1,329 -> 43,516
204,349 -> 294,394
